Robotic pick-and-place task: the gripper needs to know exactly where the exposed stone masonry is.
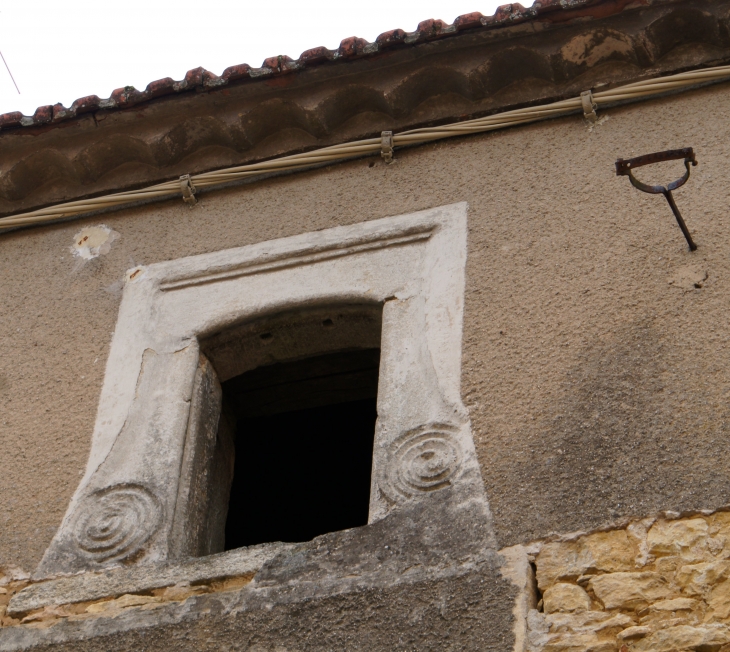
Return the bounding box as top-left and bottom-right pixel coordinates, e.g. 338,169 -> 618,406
528,511 -> 730,652
6,510 -> 730,649
0,569 -> 252,629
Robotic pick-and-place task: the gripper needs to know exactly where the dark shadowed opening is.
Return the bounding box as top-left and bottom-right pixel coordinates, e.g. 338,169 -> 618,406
222,348 -> 379,549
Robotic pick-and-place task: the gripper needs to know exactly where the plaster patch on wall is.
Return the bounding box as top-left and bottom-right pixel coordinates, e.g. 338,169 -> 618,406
70,225 -> 119,261
586,114 -> 609,131
668,265 -> 708,291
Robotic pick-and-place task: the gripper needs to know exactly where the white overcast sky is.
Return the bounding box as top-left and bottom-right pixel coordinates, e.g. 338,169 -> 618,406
0,1 -> 512,117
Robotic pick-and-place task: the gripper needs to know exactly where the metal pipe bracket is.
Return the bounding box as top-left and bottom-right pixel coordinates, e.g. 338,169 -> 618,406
615,148 -> 697,194
615,148 -> 698,251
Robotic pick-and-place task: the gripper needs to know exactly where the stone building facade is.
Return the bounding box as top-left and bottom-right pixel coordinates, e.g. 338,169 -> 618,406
2,0 -> 730,649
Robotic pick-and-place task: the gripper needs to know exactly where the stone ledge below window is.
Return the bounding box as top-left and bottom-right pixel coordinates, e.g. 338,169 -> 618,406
7,541 -> 293,618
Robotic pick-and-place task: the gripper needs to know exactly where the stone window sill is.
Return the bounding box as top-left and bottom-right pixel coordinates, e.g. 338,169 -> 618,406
8,541 -> 292,618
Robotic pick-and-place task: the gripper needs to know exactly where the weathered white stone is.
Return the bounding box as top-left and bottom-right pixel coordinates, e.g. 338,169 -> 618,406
36,203 -> 492,578
627,519 -> 654,567
589,572 -> 671,609
499,545 -> 537,652
0,567 -> 29,585
707,536 -> 724,555
9,542 -> 291,616
526,608 -> 550,652
542,583 -> 591,613
156,582 -> 209,601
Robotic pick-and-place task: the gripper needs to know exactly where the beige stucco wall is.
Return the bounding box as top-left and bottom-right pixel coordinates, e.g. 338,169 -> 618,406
2,83 -> 730,571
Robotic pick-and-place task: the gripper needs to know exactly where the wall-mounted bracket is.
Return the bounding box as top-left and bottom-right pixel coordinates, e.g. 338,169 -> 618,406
381,131 -> 394,164
180,174 -> 198,206
615,147 -> 698,251
580,90 -> 598,123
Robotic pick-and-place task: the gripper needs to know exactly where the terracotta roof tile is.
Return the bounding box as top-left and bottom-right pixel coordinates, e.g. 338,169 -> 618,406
30,105 -> 53,125
221,63 -> 252,83
0,111 -> 23,129
374,28 -> 408,47
299,45 -> 335,64
0,0 -> 642,131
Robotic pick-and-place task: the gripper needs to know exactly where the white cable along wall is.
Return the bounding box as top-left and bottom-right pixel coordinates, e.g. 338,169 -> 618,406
2,64 -> 730,232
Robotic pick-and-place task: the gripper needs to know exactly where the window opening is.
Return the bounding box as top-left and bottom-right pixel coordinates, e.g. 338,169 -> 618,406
222,348 -> 379,549
36,205 -> 473,578
199,305 -> 383,552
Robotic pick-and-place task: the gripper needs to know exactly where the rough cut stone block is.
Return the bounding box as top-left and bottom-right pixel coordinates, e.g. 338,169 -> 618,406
581,530 -> 636,573
650,597 -> 699,612
708,578 -> 730,620
675,560 -> 730,596
708,511 -> 730,536
542,582 -> 591,613
632,624 -> 730,652
543,632 -> 614,652
536,530 -> 637,591
8,542 -> 292,616
588,572 -> 671,609
544,610 -> 633,634
647,518 -> 708,555
617,625 -> 651,641
535,542 -> 592,590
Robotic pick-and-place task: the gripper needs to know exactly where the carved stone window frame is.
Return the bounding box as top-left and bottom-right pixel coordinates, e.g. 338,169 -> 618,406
37,202 -> 488,578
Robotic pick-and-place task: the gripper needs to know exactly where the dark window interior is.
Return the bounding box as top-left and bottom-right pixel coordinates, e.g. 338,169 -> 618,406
222,348 -> 379,549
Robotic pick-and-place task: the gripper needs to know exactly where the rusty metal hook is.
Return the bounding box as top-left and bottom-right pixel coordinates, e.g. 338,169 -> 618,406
615,148 -> 698,251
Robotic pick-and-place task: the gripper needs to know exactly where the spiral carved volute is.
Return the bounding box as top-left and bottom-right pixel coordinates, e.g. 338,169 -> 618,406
381,425 -> 463,501
72,484 -> 162,563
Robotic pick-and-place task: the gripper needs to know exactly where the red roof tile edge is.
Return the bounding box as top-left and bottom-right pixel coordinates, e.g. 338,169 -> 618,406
0,0 -> 639,132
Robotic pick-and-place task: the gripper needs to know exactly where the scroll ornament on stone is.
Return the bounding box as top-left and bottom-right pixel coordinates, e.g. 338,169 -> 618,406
380,424 -> 463,501
71,484 -> 163,563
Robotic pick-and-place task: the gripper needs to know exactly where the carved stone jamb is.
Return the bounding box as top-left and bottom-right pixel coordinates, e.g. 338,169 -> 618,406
36,202 -> 494,577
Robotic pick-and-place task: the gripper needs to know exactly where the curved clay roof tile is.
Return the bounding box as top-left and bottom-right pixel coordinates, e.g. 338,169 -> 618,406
0,0 -> 633,132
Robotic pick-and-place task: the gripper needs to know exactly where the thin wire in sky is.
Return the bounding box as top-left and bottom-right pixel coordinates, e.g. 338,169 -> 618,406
0,47 -> 20,93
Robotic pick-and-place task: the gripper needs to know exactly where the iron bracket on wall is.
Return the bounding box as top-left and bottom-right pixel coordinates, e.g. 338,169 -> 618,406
615,148 -> 698,251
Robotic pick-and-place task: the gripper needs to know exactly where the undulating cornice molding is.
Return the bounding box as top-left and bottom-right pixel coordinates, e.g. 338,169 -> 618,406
1,0 -> 728,218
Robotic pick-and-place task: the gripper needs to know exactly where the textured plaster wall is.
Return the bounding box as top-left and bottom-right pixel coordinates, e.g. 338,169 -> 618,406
2,83 -> 730,571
